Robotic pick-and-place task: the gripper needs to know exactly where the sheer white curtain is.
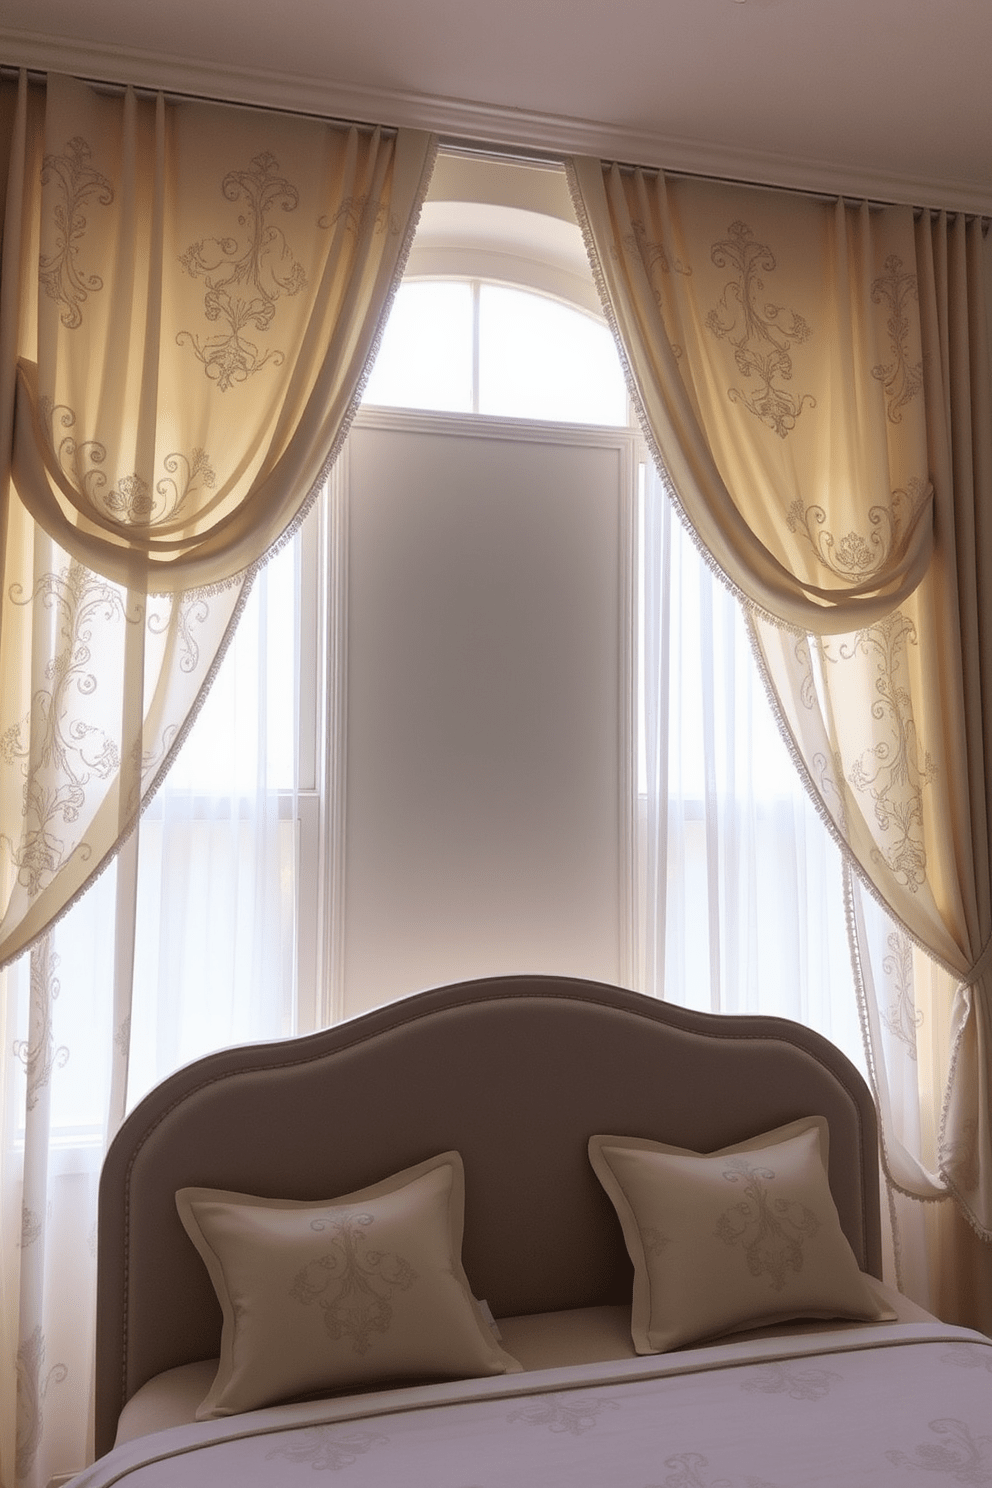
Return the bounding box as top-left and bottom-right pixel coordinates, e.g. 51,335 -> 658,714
0,537 -> 302,1488
572,161 -> 992,1327
127,543 -> 300,1094
636,465 -> 861,1055
636,464 -> 944,1308
0,72 -> 434,969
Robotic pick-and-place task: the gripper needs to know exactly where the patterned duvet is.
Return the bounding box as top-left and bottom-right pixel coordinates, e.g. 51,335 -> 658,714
71,1323 -> 992,1488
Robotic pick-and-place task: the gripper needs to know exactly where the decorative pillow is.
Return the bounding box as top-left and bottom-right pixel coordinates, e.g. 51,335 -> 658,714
588,1118 -> 895,1354
176,1151 -> 521,1418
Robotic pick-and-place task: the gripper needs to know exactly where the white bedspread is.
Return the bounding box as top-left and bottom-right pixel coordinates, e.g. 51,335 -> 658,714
73,1324 -> 992,1488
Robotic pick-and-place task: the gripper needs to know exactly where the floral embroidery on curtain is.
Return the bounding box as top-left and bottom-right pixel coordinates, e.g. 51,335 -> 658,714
15,1325 -> 67,1484
882,927 -> 923,1057
570,158 -> 992,1265
0,70 -> 436,967
574,164 -> 936,631
0,69 -> 436,1488
871,254 -> 923,421
40,396 -> 218,528
12,936 -> 66,1109
839,614 -> 936,891
705,219 -> 814,438
37,135 -> 113,329
786,479 -> 930,586
178,151 -> 308,390
1,562 -> 140,904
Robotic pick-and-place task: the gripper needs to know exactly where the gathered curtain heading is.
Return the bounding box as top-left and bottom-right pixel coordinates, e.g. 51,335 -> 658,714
4,74 -> 434,592
571,156 -> 992,1239
0,71 -> 436,968
570,158 -> 935,636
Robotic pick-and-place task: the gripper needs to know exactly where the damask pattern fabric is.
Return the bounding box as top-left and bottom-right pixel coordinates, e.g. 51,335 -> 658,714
0,69 -> 435,1488
571,158 -> 992,1248
568,160 -> 934,636
6,74 -> 435,589
60,1325 -> 992,1488
176,1154 -> 520,1418
0,70 -> 435,969
589,1121 -> 892,1351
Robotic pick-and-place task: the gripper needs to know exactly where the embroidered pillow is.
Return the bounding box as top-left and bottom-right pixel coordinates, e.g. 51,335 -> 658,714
588,1118 -> 894,1353
176,1151 -> 520,1418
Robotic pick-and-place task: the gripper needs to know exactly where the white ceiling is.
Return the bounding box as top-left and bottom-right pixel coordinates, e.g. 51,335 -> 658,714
2,0 -> 991,212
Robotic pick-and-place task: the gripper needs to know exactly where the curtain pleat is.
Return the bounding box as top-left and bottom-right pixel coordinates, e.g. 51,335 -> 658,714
571,158 -> 992,1260
0,541 -> 305,1487
0,70 -> 435,969
0,69 -> 435,1487
637,465 -> 859,1057
569,159 -> 935,634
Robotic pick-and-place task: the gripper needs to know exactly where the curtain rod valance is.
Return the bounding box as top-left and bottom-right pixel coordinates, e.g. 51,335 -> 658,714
4,66 -> 985,226
601,156 -> 991,229
0,63 -> 397,136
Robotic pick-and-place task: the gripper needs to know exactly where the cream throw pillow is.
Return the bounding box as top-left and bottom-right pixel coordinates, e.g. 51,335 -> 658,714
176,1152 -> 520,1418
589,1118 -> 894,1353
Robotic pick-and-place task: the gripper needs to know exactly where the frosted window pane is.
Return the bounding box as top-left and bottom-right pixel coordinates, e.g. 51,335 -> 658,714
479,285 -> 628,425
362,281 -> 473,413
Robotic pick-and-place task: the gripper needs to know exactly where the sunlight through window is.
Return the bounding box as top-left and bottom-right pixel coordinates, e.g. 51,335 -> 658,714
479,284 -> 628,424
362,281 -> 474,413
363,278 -> 628,426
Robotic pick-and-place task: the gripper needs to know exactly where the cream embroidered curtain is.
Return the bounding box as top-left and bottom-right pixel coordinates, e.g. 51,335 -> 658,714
0,72 -> 435,967
570,159 -> 992,1243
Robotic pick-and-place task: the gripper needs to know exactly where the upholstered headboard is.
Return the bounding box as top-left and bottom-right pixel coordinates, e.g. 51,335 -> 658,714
95,974 -> 881,1456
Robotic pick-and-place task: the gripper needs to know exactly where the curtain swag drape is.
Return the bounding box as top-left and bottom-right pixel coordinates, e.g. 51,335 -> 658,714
570,157 -> 992,1242
0,71 -> 436,968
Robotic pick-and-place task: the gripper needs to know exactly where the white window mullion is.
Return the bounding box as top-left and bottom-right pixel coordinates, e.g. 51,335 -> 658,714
471,279 -> 481,415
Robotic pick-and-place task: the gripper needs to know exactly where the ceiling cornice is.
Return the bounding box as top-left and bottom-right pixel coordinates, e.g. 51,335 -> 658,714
3,25 -> 990,216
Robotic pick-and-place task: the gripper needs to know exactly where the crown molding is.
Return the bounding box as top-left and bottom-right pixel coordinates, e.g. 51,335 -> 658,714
3,25 -> 990,216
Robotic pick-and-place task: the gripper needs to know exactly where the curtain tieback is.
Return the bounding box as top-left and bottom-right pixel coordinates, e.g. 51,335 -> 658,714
963,935 -> 992,990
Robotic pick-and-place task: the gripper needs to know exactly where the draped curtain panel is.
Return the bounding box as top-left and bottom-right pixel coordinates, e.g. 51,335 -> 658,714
636,463 -> 861,1059
570,158 -> 992,1244
0,550 -> 303,1488
0,71 -> 435,968
0,70 -> 434,1488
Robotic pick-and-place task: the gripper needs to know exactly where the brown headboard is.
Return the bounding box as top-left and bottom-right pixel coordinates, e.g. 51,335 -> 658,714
95,974 -> 881,1456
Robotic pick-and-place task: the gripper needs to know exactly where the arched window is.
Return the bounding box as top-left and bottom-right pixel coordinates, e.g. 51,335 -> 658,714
338,186 -> 645,1016
363,277 -> 629,426
16,151 -> 859,1132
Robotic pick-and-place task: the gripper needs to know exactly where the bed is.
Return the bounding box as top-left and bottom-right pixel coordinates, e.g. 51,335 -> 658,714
77,973 -> 992,1487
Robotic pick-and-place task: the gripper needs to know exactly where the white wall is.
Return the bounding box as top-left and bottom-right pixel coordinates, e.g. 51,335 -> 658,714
338,414 -> 635,1014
